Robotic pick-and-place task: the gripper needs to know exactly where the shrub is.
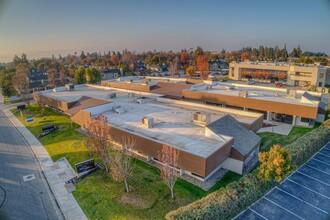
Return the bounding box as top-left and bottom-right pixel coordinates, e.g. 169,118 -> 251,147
258,145 -> 292,182
286,123 -> 330,166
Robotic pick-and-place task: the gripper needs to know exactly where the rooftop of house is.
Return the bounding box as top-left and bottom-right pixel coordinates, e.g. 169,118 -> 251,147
40,84 -> 262,158
187,82 -> 320,107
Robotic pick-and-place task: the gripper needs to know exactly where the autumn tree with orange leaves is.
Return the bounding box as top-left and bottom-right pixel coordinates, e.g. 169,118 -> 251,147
197,55 -> 209,80
185,66 -> 194,77
159,145 -> 179,200
111,53 -> 119,66
85,114 -> 112,172
258,145 -> 292,183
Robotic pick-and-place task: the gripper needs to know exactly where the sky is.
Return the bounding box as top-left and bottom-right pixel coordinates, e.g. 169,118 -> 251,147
0,0 -> 330,62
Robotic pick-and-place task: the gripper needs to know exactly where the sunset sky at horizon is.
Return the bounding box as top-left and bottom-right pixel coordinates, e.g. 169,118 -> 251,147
0,0 -> 330,62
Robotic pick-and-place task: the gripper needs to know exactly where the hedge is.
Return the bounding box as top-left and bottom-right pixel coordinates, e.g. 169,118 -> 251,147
166,120 -> 330,220
166,169 -> 273,220
286,122 -> 330,166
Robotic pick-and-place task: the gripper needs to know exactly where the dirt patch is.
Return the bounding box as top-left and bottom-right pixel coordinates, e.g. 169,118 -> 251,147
119,193 -> 149,209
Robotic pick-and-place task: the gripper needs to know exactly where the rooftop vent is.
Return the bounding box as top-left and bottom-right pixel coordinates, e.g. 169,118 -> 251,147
141,116 -> 154,128
113,105 -> 125,114
141,80 -> 149,85
193,112 -> 210,125
126,79 -> 133,83
206,85 -> 212,90
128,92 -> 135,97
65,84 -> 74,91
107,93 -> 116,99
286,89 -> 297,98
134,97 -> 146,104
238,90 -> 248,98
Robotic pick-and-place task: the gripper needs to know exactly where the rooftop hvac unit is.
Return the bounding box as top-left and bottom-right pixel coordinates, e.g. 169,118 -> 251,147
286,89 -> 297,98
142,80 -> 149,85
136,97 -> 145,104
107,93 -> 116,99
128,92 -> 135,97
65,84 -> 74,91
141,116 -> 154,128
238,90 -> 248,98
193,112 -> 211,125
112,105 -> 125,114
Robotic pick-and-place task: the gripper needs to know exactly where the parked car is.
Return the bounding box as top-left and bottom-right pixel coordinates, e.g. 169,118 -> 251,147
276,83 -> 284,87
248,80 -> 255,85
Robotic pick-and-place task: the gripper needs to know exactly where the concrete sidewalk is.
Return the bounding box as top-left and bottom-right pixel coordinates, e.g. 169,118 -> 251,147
257,123 -> 293,135
1,101 -> 87,219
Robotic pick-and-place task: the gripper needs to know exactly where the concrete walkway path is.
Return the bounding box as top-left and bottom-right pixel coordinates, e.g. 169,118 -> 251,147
0,94 -> 87,220
257,123 -> 293,135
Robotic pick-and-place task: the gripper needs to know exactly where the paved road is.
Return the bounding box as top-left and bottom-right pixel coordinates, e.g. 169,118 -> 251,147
0,108 -> 61,219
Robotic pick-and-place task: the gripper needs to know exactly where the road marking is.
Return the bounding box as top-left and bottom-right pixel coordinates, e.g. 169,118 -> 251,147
263,197 -> 304,219
313,157 -> 330,165
318,152 -> 330,158
286,179 -> 330,199
296,170 -> 330,186
305,164 -> 330,175
249,207 -> 268,220
275,186 -> 328,214
23,174 -> 36,182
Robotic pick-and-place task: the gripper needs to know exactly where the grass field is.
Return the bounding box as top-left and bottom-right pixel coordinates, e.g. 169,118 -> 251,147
12,104 -> 240,219
3,96 -> 23,105
258,124 -> 320,152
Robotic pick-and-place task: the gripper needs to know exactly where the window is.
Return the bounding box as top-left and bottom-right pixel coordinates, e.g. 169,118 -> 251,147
320,73 -> 324,78
319,82 -> 323,87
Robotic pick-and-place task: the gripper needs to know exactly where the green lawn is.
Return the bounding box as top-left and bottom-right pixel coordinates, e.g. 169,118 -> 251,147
12,104 -> 240,219
258,124 -> 320,152
4,96 -> 23,105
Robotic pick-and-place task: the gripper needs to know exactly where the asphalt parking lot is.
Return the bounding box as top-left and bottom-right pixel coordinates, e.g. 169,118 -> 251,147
235,142 -> 330,220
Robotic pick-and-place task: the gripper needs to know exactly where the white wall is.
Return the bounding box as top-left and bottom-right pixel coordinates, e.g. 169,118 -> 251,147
222,158 -> 244,175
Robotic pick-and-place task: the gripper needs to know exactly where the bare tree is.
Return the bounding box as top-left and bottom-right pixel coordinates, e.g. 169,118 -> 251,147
109,136 -> 136,192
33,93 -> 46,116
85,114 -> 112,172
159,145 -> 179,200
169,57 -> 179,77
13,64 -> 30,106
47,68 -> 56,88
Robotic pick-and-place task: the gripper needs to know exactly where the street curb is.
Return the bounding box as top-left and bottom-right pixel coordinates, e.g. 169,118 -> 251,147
3,107 -> 87,220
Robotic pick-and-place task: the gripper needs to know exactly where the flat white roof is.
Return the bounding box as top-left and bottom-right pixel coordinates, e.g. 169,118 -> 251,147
41,84 -> 263,158
101,101 -> 228,158
188,83 -> 319,107
40,84 -> 162,103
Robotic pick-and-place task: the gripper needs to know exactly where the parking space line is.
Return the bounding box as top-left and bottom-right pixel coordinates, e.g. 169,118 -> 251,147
263,197 -> 304,219
275,186 -> 328,214
249,208 -> 269,220
318,152 -> 330,158
305,164 -> 330,175
286,179 -> 330,199
312,157 -> 330,166
296,170 -> 330,186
